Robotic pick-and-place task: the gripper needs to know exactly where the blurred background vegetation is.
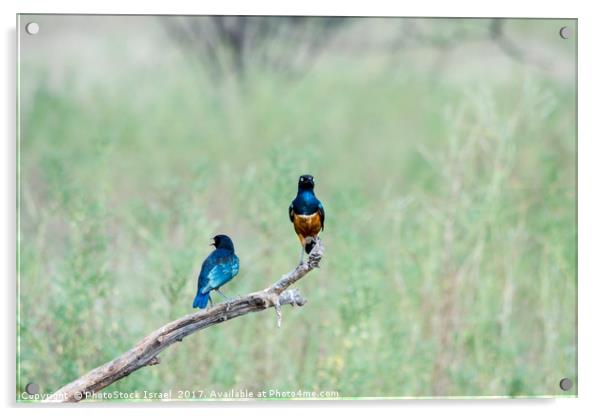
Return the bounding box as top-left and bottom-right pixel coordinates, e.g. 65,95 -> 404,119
17,16 -> 576,399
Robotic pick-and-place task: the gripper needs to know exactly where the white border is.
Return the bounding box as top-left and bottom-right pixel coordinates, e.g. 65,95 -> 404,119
2,1 -> 600,415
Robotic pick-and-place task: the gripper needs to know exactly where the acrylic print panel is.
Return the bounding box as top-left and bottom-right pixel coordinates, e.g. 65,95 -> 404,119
17,15 -> 577,402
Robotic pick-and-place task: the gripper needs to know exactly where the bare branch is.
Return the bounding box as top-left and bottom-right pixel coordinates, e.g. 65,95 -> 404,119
46,240 -> 324,403
489,19 -> 551,71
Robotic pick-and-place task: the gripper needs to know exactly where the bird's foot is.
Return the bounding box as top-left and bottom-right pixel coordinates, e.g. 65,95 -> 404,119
224,295 -> 243,312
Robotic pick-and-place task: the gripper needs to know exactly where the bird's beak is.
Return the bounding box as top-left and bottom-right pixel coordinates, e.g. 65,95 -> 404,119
209,240 -> 215,246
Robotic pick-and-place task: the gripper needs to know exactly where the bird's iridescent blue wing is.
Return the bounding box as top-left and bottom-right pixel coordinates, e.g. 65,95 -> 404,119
318,200 -> 325,230
196,260 -> 212,293
201,254 -> 239,294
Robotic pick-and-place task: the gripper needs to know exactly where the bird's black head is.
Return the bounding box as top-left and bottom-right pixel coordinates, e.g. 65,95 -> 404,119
298,174 -> 315,191
211,234 -> 235,251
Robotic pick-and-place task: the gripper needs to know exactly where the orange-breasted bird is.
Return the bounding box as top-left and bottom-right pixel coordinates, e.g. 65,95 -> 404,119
289,174 -> 325,264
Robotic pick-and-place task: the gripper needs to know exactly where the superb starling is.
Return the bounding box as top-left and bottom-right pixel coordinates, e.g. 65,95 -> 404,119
289,174 -> 325,264
192,234 -> 240,309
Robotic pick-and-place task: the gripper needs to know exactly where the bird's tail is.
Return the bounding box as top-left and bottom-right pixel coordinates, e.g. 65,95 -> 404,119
304,238 -> 316,254
192,291 -> 210,309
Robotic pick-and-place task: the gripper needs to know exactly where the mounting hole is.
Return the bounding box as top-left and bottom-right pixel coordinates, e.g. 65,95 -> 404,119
559,26 -> 571,39
25,382 -> 39,395
25,22 -> 40,35
559,377 -> 573,391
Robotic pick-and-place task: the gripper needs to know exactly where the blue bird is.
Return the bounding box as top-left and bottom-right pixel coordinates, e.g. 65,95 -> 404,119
289,174 -> 325,264
192,234 -> 240,309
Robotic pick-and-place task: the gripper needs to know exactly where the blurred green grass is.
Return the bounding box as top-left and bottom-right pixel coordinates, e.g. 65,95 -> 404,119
17,17 -> 576,399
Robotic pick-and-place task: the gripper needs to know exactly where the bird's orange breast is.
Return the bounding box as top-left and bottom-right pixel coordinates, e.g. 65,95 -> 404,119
292,212 -> 322,238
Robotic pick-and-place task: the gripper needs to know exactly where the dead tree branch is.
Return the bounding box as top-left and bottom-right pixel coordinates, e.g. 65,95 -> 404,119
489,19 -> 551,71
47,240 -> 324,403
